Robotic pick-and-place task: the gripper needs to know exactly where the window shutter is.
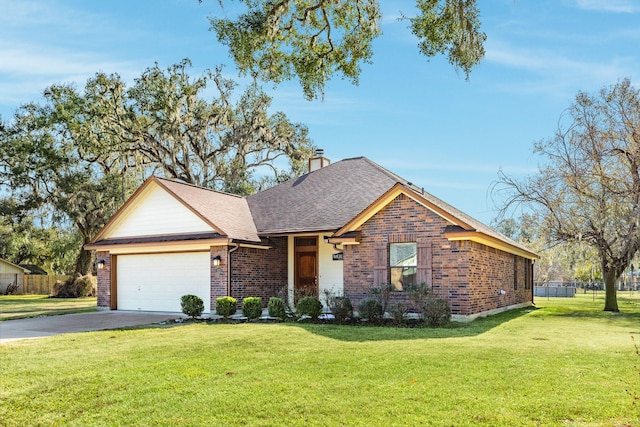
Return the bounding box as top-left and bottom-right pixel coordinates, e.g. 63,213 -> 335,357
417,240 -> 432,285
373,242 -> 387,286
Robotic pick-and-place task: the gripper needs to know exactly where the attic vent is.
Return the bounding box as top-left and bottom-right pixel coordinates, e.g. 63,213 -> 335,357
308,149 -> 330,172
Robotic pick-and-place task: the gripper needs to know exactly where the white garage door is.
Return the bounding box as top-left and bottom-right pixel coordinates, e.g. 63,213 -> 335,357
117,252 -> 211,313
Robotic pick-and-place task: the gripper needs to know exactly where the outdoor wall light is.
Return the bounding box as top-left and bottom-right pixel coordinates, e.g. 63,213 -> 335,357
97,260 -> 106,270
213,255 -> 222,267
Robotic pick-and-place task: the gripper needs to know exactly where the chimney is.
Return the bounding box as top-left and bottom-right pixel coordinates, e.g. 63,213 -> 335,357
308,148 -> 330,172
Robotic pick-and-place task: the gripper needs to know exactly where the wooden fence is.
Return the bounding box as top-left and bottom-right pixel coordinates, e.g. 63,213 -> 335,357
23,275 -> 71,295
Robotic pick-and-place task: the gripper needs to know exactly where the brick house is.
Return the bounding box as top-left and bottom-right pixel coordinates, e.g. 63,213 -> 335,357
86,153 -> 537,320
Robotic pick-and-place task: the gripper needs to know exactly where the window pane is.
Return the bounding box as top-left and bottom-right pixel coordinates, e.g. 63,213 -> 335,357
390,267 -> 417,291
389,243 -> 417,291
389,243 -> 417,267
295,237 -> 317,247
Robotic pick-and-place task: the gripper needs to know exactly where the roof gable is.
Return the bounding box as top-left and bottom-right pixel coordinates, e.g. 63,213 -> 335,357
104,181 -> 216,239
0,258 -> 29,274
91,177 -> 260,243
156,178 -> 259,242
334,182 -> 537,259
335,183 -> 473,235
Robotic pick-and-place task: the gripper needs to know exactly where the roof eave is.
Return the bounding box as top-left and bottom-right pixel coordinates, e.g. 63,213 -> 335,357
444,230 -> 539,259
326,232 -> 361,245
84,237 -> 231,251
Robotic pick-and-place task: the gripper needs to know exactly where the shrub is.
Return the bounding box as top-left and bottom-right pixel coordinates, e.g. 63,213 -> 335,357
52,274 -> 94,298
277,285 -> 298,318
296,296 -> 323,319
367,283 -> 394,314
268,297 -> 287,319
216,296 -> 237,318
405,282 -> 433,314
2,281 -> 18,295
389,303 -> 408,326
181,294 -> 204,319
242,297 -> 262,320
358,298 -> 383,323
423,298 -> 451,327
329,296 -> 353,324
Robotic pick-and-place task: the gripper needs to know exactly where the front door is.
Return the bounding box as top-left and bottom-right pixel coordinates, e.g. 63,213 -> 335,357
294,237 -> 318,302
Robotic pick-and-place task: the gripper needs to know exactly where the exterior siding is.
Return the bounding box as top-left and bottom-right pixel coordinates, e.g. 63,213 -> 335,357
0,260 -> 26,294
108,184 -> 211,238
342,194 -> 532,316
229,237 -> 288,308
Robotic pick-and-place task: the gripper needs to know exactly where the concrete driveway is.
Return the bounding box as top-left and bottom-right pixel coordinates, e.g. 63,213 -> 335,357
0,311 -> 183,344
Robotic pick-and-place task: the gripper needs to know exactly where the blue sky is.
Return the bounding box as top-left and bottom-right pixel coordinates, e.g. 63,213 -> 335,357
1,0 -> 638,225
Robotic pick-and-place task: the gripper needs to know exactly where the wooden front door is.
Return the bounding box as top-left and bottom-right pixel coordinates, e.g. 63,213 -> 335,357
294,237 -> 318,302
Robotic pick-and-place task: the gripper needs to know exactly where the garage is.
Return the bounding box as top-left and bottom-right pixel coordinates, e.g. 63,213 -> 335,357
116,252 -> 211,313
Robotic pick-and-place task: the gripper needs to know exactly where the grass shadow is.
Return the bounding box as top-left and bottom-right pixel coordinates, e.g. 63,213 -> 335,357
534,306 -> 640,331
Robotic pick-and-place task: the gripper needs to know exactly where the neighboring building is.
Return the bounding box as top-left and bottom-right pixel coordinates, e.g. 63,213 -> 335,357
86,153 -> 538,320
0,258 -> 29,294
19,264 -> 48,275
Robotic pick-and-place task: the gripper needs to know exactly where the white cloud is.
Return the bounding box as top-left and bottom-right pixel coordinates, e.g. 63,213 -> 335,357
572,0 -> 640,13
0,43 -> 136,78
483,40 -> 638,98
382,158 -> 537,177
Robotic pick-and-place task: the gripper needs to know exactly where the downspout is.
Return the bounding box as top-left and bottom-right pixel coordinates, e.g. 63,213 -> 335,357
227,241 -> 240,296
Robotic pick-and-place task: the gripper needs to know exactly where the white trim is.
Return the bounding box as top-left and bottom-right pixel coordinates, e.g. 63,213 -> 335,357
107,243 -> 219,254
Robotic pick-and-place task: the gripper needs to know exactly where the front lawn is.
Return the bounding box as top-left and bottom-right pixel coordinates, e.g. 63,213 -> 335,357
0,295 -> 97,320
1,294 -> 638,426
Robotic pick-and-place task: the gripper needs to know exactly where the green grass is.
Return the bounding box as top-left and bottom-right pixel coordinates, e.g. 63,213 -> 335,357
1,294 -> 639,426
0,295 -> 97,320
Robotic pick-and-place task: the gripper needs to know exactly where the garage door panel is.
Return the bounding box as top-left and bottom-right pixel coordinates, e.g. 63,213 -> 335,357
117,252 -> 210,312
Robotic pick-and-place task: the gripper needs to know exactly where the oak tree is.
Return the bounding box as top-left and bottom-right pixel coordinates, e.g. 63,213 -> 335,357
0,60 -> 315,276
496,79 -> 640,311
208,0 -> 485,99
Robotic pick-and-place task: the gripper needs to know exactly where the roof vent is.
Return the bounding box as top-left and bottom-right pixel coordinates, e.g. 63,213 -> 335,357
309,148 -> 330,172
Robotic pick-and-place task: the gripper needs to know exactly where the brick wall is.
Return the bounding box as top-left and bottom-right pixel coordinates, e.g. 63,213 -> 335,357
229,237 -> 288,308
343,194 -> 464,311
467,242 -> 532,314
210,247 -> 228,311
96,251 -> 111,309
343,194 -> 533,316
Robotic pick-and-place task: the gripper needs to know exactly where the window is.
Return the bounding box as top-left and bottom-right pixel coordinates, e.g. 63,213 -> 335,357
389,243 -> 417,291
524,259 -> 533,290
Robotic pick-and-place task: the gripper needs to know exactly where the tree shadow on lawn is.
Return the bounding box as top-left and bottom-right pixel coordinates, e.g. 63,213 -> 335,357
539,307 -> 640,330
285,307 -> 536,342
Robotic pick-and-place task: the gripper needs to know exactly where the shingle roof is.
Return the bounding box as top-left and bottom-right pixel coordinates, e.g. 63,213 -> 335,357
247,157 -> 403,234
18,264 -> 47,275
90,157 -> 534,257
246,157 -> 534,257
156,178 -> 261,242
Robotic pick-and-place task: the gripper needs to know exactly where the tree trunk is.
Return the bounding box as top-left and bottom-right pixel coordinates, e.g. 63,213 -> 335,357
602,268 -> 619,312
75,248 -> 93,276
